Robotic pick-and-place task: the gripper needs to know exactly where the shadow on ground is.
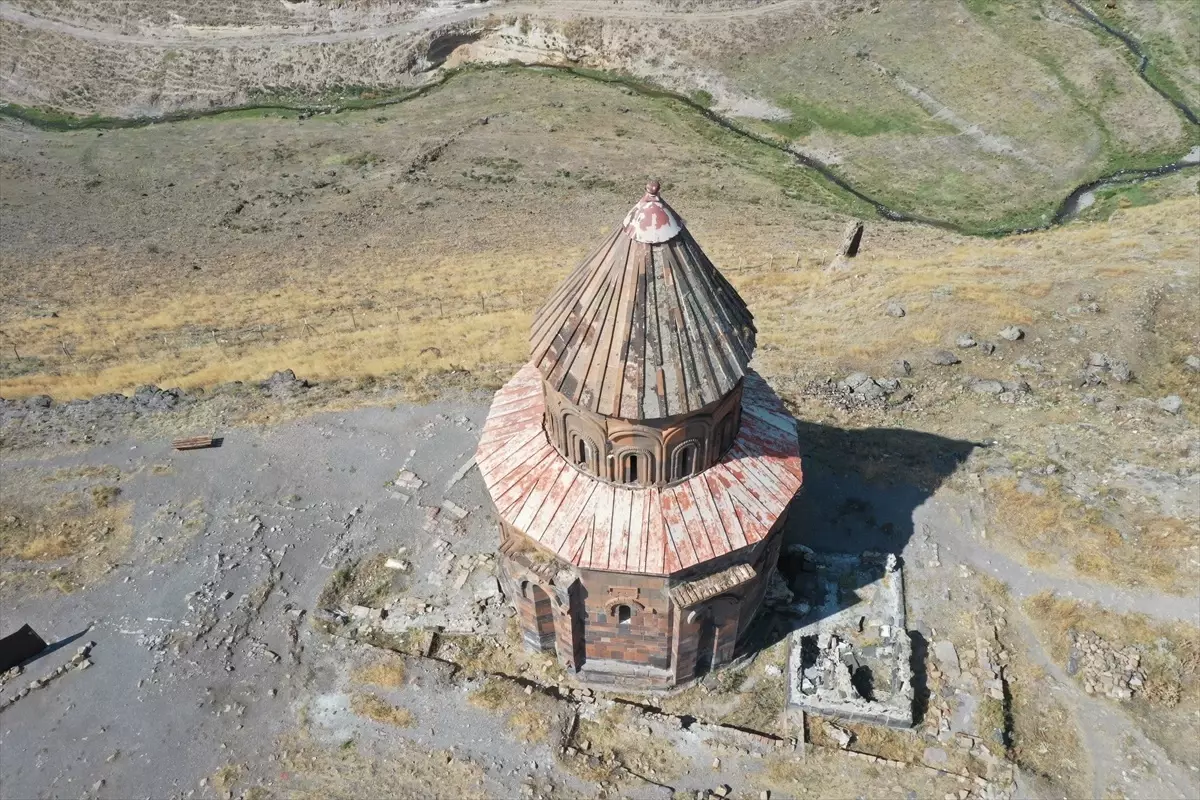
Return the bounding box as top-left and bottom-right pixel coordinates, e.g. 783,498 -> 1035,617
736,420 -> 984,701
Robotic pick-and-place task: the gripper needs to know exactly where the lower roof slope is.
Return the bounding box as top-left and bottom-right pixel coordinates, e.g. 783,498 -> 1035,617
476,364 -> 803,577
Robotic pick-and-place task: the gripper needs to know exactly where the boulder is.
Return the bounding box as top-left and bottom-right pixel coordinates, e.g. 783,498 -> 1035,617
262,369 -> 310,399
1158,395 -> 1184,415
956,334 -> 977,349
998,326 -> 1024,341
1109,360 -> 1133,383
885,301 -> 906,318
927,350 -> 961,366
841,372 -> 872,390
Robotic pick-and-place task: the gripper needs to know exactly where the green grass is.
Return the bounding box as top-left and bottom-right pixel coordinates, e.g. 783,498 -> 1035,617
763,95 -> 939,139
0,56 -> 1189,239
1077,169 -> 1199,222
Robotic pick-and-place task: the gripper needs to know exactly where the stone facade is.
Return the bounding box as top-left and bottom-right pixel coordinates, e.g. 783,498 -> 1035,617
499,512 -> 787,689
542,381 -> 743,487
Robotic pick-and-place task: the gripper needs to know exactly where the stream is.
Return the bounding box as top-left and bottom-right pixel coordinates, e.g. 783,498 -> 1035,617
0,1 -> 1197,239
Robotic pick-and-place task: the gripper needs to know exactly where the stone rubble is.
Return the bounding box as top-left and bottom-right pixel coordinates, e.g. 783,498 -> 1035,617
0,641 -> 96,712
1067,630 -> 1145,701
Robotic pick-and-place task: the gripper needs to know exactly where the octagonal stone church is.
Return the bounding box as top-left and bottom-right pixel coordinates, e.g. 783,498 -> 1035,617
475,182 -> 803,689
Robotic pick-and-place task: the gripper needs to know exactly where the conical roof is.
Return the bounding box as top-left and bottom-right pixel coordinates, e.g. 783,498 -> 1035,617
530,182 -> 756,420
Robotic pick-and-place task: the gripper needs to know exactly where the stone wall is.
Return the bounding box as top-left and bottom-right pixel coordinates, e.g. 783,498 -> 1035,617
499,522 -> 784,689
541,380 -> 742,487
576,569 -> 674,669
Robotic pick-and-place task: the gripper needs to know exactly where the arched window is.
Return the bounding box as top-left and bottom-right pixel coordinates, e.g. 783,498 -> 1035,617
616,604 -> 632,627
574,436 -> 593,467
674,441 -> 698,481
617,450 -> 654,486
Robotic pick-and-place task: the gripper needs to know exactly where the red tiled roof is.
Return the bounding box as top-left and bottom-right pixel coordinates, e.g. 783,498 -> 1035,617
476,364 -> 803,576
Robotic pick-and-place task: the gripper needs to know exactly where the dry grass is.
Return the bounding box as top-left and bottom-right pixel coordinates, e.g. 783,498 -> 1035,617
273,730 -> 488,800
1024,592 -> 1200,708
0,53 -> 1195,404
973,580 -> 1092,799
1024,592 -> 1200,770
986,477 -> 1198,594
316,554 -> 394,611
351,656 -> 407,689
89,484 -> 121,508
0,496 -> 131,564
349,691 -> 416,728
563,704 -> 686,785
754,747 -> 962,798
467,677 -> 554,744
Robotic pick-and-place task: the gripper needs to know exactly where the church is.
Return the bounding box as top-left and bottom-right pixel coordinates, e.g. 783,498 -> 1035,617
475,182 -> 804,689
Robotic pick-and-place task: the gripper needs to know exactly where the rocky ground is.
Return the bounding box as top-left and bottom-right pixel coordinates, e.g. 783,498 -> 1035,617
1,369 -> 1196,799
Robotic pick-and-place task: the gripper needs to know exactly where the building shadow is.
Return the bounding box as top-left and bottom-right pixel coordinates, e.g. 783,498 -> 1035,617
736,419 -> 985,699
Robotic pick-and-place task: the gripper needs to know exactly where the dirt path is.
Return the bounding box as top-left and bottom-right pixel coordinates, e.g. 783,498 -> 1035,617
1009,609 -> 1198,799
0,0 -> 812,48
914,493 -> 1200,624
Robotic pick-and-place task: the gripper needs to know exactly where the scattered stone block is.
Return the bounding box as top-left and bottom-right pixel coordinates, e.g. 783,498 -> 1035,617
933,640 -> 960,681
839,220 -> 864,257
998,325 -> 1024,341
885,301 -> 906,318
1158,395 -> 1184,414
927,350 -> 961,366
394,469 -> 425,491
440,500 -> 469,521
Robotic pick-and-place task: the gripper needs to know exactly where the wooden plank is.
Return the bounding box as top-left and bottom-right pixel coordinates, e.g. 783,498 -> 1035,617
574,252 -> 623,413
512,458 -> 569,534
493,452 -> 551,519
661,487 -> 696,571
525,465 -> 581,546
588,484 -> 616,571
560,484 -> 610,569
599,238 -> 640,416
540,477 -> 598,555
674,481 -> 716,564
703,469 -> 748,551
172,436 -> 215,451
688,474 -> 734,555
490,440 -> 555,516
644,488 -> 666,574
607,488 -> 633,572
625,488 -> 647,573
478,425 -> 544,486
619,246 -> 649,419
